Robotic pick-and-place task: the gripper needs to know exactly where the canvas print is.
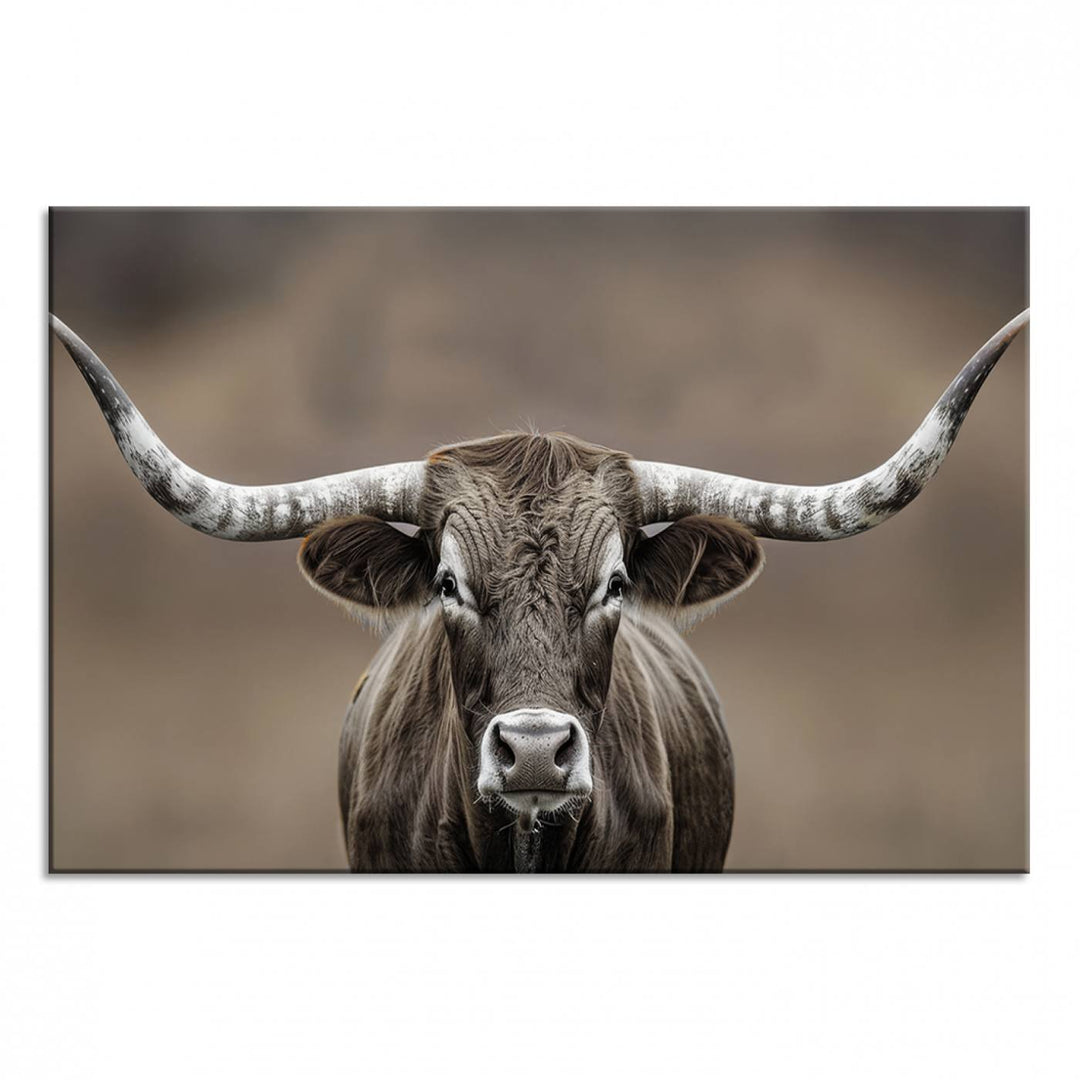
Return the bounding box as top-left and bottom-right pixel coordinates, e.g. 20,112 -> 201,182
49,209 -> 1028,872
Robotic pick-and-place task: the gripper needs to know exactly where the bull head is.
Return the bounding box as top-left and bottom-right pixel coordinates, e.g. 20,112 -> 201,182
51,309 -> 1029,841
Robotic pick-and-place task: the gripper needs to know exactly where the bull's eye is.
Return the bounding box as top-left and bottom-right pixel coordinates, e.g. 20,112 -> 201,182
439,572 -> 459,601
605,573 -> 625,603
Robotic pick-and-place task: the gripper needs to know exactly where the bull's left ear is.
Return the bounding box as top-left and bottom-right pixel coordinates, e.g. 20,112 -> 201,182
298,515 -> 435,626
628,515 -> 764,625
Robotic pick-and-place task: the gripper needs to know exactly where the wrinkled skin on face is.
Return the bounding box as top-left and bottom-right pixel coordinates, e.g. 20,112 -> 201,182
432,479 -> 628,802
436,501 -> 625,730
299,433 -> 764,870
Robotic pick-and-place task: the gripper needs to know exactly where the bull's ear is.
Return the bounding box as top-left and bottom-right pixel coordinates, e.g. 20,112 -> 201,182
298,516 -> 434,625
628,515 -> 764,625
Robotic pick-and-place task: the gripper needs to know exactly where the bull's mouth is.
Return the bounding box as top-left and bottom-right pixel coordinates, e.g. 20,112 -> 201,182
496,788 -> 592,815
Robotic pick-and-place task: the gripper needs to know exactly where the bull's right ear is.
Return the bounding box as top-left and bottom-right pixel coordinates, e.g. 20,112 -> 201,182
298,516 -> 435,625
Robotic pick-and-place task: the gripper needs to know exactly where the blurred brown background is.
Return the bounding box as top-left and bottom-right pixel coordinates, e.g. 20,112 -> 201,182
49,209 -> 1027,871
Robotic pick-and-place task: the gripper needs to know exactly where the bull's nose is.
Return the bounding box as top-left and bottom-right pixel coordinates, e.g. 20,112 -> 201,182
500,719 -> 573,786
478,708 -> 591,808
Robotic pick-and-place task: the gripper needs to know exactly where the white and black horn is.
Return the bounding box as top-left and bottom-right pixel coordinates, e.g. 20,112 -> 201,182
632,309 -> 1029,540
51,316 -> 424,540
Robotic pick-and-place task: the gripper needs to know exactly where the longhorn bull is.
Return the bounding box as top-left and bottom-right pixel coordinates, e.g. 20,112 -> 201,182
51,309 -> 1029,871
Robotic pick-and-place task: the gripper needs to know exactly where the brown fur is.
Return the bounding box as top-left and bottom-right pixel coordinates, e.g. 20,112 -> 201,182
300,433 -> 762,872
337,611 -> 733,871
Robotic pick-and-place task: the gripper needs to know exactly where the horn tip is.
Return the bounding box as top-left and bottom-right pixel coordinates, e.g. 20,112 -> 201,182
49,312 -> 76,345
1005,307 -> 1030,339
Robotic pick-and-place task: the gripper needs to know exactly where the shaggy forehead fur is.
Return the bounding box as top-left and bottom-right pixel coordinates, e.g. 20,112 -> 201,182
419,433 -> 642,586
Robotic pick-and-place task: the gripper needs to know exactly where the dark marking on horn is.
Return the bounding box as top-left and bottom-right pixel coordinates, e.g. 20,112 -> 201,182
822,490 -> 844,536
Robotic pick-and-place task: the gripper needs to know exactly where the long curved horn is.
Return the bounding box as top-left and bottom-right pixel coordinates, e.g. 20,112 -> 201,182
632,309 -> 1029,539
52,316 -> 424,540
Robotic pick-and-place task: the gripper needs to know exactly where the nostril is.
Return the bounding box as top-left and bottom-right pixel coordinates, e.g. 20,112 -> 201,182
553,725 -> 575,769
493,723 -> 516,771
